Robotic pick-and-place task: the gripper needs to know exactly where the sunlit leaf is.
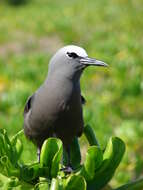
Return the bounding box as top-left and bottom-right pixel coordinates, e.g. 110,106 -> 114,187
50,178 -> 60,190
78,146 -> 103,181
87,137 -> 125,190
40,138 -> 63,179
65,175 -> 86,190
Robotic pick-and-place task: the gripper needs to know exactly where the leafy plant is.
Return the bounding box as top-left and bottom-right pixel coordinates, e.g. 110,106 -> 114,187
0,127 -> 143,190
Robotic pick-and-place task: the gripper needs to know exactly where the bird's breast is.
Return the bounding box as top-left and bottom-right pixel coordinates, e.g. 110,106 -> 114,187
31,80 -> 82,123
27,80 -> 83,147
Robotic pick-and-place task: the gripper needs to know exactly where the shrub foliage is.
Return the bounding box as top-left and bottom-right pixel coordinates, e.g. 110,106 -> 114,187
0,127 -> 143,189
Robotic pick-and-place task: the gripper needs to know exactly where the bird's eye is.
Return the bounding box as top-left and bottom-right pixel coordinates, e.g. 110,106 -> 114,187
67,52 -> 78,58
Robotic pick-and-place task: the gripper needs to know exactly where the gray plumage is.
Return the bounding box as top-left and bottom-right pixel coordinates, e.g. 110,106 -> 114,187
23,45 -> 107,156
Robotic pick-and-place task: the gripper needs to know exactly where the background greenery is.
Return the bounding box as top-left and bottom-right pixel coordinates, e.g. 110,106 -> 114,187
0,0 -> 143,188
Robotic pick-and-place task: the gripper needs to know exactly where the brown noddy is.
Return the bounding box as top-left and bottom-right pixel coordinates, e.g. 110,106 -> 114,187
23,45 -> 108,166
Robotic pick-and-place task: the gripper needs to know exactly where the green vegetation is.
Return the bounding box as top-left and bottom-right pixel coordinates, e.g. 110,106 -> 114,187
0,128 -> 143,189
0,0 -> 143,188
0,128 -> 120,189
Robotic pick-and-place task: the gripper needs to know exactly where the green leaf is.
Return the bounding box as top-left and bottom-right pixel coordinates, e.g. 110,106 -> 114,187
40,138 -> 63,179
70,137 -> 81,169
0,156 -> 20,177
4,176 -> 19,189
0,133 -> 5,156
51,140 -> 63,178
11,137 -> 23,164
65,175 -> 86,190
0,156 -> 10,176
0,129 -> 13,163
35,181 -> 49,190
114,178 -> 143,190
0,174 -> 33,190
87,137 -> 125,190
50,178 -> 60,190
84,125 -> 99,146
20,163 -> 44,181
10,130 -> 24,141
77,146 -> 103,181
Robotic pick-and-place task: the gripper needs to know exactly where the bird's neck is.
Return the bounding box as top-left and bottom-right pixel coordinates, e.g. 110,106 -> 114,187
44,73 -> 81,97
45,69 -> 82,84
45,75 -> 80,87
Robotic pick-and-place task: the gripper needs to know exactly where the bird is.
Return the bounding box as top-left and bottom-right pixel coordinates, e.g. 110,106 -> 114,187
23,45 -> 108,168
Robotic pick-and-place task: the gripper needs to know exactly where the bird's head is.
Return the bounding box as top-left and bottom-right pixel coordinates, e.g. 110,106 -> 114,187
48,45 -> 108,80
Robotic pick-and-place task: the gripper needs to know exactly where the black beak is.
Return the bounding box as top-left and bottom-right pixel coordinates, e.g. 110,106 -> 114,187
80,57 -> 108,67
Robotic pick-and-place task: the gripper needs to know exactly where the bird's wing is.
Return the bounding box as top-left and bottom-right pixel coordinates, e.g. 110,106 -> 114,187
24,94 -> 35,115
81,94 -> 86,105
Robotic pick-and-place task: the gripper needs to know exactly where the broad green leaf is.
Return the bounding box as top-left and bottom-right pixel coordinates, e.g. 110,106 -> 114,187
40,138 -> 63,178
35,181 -> 49,190
50,178 -> 60,190
65,175 -> 86,190
87,137 -> 125,190
77,146 -> 103,181
84,125 -> 99,146
51,140 -> 63,178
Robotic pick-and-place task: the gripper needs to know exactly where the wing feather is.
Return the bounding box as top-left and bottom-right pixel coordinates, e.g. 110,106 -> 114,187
24,94 -> 35,115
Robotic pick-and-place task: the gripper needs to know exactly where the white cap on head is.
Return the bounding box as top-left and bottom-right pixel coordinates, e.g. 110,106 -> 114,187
58,45 -> 88,58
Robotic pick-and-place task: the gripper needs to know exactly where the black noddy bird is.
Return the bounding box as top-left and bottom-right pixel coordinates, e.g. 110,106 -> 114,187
23,45 -> 108,167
